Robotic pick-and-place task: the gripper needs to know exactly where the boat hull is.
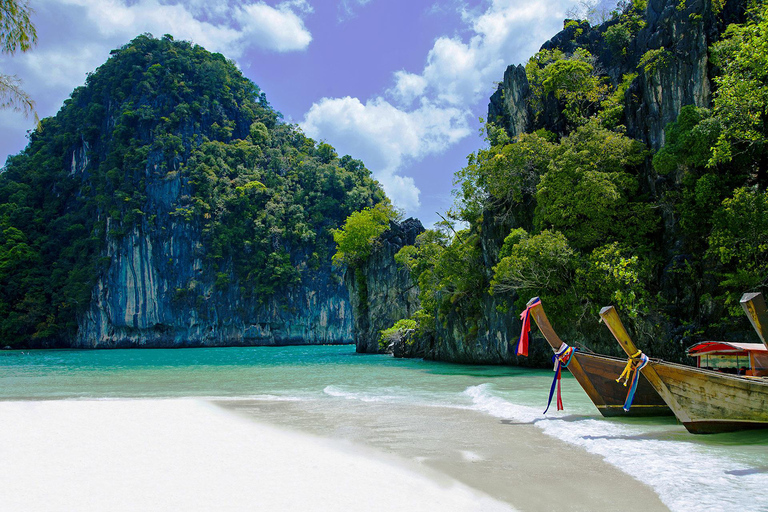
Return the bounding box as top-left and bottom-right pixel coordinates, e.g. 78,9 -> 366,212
568,352 -> 672,417
646,361 -> 768,434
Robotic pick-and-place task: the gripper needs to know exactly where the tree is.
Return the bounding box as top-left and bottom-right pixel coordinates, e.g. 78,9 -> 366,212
331,202 -> 398,268
1,0 -> 37,117
708,1 -> 768,166
708,187 -> 768,310
525,48 -> 609,126
534,120 -> 652,250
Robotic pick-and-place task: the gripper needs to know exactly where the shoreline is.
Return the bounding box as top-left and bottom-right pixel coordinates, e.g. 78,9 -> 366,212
0,397 -> 669,511
217,398 -> 669,512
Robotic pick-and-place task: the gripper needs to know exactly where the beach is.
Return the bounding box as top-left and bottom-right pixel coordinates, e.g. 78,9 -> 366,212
219,398 -> 669,512
1,345 -> 766,512
0,398 -> 665,512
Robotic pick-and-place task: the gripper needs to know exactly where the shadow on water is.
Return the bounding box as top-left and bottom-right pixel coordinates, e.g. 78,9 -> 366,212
582,432 -> 684,441
725,466 -> 768,476
577,421 -> 768,445
499,419 -> 536,426
693,429 -> 768,446
498,414 -> 596,427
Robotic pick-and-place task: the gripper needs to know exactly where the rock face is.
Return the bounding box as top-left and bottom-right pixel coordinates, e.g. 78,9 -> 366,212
76,216 -> 352,348
488,0 -> 745,150
487,65 -> 532,139
351,212 -> 552,365
346,218 -> 423,354
427,212 -> 551,366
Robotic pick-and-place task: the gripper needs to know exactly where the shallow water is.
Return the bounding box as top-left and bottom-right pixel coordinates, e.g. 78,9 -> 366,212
1,345 -> 767,511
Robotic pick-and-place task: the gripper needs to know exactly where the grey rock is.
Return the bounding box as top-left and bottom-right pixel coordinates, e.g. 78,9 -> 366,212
76,164 -> 353,348
346,218 -> 423,354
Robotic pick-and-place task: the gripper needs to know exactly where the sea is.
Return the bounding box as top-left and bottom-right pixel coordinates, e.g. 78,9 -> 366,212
1,344 -> 767,511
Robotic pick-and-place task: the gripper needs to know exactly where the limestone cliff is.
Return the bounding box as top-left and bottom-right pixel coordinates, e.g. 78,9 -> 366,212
354,210 -> 551,365
76,217 -> 352,348
489,0 -> 746,150
354,0 -> 754,366
425,212 -> 550,365
0,34 -> 383,348
346,218 -> 423,354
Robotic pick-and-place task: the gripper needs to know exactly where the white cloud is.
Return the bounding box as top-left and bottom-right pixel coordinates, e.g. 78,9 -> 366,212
388,71 -> 427,106
301,0 -> 575,214
23,47 -> 102,88
0,0 -> 316,167
238,1 -> 313,52
420,0 -> 573,108
52,0 -> 312,55
301,96 -> 470,211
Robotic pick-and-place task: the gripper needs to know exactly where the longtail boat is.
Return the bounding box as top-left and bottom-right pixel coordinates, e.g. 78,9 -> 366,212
599,293 -> 768,434
524,297 -> 671,417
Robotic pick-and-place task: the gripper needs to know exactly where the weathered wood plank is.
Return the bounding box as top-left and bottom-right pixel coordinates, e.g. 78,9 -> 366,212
599,306 -> 689,422
600,304 -> 768,434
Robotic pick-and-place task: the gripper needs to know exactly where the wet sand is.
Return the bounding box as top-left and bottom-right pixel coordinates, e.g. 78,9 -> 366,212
0,398 -> 669,511
217,398 -> 670,512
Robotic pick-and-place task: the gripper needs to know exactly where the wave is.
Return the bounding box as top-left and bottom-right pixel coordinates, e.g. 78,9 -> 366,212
464,384 -> 767,512
322,385 -> 406,403
48,394 -> 311,403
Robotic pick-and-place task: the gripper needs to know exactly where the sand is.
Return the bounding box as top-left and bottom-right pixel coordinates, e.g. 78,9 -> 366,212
0,399 -> 512,511
217,398 -> 670,512
0,398 -> 669,512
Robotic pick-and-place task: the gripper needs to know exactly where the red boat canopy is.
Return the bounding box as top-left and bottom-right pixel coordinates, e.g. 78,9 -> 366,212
687,341 -> 768,357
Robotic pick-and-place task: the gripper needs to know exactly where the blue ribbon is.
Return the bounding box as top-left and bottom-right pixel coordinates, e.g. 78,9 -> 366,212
543,345 -> 577,414
543,362 -> 562,414
622,353 -> 649,412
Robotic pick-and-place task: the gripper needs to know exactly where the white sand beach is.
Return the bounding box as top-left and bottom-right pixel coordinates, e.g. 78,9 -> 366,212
0,399 -> 515,512
0,398 -> 668,512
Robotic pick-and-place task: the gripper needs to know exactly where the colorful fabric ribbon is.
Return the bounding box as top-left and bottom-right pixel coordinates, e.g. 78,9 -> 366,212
616,350 -> 649,412
516,297 -> 541,357
543,343 -> 577,414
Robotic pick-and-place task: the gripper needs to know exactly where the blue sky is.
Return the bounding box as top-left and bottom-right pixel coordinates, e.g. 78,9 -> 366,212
0,0 -> 581,226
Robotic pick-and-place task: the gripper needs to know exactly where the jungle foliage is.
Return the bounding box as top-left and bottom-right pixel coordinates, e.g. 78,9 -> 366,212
377,0 -> 768,355
0,34 -> 385,346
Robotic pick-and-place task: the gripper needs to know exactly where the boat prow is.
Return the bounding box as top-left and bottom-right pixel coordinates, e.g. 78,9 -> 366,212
525,297 -> 671,417
599,298 -> 768,434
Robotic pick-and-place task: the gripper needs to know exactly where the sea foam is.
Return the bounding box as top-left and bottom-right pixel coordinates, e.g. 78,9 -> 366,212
464,384 -> 768,512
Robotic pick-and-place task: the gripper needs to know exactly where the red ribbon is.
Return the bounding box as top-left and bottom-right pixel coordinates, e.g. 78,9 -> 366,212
517,298 -> 541,357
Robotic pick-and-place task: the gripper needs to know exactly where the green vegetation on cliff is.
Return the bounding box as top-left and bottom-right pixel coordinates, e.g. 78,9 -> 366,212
374,0 -> 768,361
0,34 -> 384,347
331,202 -> 399,268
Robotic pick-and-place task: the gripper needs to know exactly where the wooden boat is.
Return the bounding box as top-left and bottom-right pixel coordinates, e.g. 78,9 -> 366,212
525,297 -> 671,417
599,292 -> 768,434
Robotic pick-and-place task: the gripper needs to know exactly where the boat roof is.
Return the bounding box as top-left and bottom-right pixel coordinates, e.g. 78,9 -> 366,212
687,341 -> 768,357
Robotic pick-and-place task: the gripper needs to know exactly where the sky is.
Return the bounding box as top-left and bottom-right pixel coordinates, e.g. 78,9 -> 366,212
0,0 -> 582,227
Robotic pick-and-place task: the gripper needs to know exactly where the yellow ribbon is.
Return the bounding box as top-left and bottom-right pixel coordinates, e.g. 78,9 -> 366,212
616,350 -> 643,387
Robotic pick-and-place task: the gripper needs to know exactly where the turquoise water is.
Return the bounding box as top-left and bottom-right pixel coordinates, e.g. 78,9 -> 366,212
1,345 -> 767,511
0,345 -> 552,402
